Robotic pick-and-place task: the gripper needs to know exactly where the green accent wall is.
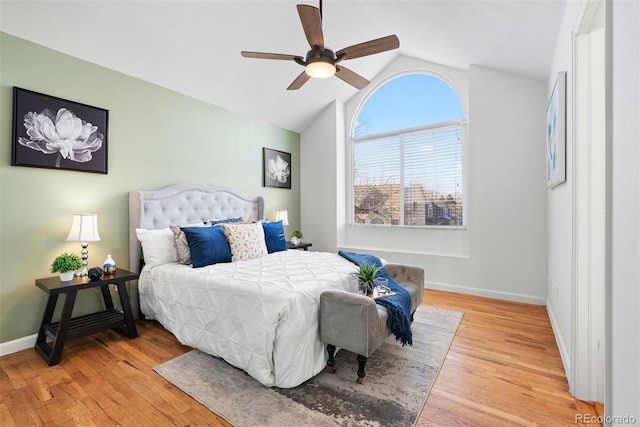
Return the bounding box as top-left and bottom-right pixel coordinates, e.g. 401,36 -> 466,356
0,33 -> 300,344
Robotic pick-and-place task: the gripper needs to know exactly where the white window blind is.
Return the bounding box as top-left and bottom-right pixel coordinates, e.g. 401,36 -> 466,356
350,122 -> 464,227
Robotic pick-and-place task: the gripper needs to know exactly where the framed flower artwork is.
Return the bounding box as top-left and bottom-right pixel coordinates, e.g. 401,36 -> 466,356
11,87 -> 108,174
263,147 -> 291,189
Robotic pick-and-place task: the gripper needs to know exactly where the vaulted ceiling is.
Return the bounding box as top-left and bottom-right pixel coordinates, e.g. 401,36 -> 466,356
0,1 -> 567,133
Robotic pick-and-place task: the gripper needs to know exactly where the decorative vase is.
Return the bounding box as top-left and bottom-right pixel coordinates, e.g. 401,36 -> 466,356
365,283 -> 374,296
291,236 -> 300,246
59,271 -> 75,282
103,254 -> 116,274
356,281 -> 369,296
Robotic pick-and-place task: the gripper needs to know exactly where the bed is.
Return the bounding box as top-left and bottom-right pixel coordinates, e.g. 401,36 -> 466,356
128,183 -> 357,388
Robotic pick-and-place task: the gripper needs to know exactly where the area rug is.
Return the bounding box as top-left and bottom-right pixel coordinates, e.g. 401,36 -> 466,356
153,305 -> 462,427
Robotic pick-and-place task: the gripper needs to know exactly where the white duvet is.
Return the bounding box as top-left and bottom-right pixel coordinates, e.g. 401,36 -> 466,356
139,249 -> 357,388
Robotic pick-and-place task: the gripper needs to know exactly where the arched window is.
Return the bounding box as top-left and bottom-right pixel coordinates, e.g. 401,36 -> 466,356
349,73 -> 466,227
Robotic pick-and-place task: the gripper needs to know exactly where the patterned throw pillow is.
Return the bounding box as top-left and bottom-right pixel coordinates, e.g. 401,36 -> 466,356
221,222 -> 268,262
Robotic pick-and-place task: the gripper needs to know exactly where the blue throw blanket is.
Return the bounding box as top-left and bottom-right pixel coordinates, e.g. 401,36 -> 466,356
338,251 -> 413,346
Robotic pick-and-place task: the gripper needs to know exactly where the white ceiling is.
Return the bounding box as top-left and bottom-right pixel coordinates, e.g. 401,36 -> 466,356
0,0 -> 567,133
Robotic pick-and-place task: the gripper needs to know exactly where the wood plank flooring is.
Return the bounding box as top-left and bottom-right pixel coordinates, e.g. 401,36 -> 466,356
419,290 -> 602,427
0,289 -> 601,426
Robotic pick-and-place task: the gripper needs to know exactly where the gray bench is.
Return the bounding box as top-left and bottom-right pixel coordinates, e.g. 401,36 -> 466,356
319,264 -> 425,383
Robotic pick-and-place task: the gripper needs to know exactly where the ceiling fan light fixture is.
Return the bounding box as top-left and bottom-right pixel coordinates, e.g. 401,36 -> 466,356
305,60 -> 336,78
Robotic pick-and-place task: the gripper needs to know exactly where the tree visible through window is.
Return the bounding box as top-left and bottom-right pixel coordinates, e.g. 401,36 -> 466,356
349,73 -> 466,227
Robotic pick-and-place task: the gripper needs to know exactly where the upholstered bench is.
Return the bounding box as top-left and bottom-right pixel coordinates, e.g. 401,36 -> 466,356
319,264 -> 425,383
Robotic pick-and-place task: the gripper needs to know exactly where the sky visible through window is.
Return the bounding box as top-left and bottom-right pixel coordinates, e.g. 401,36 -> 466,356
354,74 -> 463,138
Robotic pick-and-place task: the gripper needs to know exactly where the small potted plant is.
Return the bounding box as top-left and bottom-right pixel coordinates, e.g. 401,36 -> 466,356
352,262 -> 381,295
291,230 -> 303,246
50,252 -> 82,281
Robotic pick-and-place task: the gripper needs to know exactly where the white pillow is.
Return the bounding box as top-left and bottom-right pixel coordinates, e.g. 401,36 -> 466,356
136,228 -> 177,267
221,222 -> 268,262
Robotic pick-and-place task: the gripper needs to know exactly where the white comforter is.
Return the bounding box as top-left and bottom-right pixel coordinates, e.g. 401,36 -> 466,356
139,250 -> 357,388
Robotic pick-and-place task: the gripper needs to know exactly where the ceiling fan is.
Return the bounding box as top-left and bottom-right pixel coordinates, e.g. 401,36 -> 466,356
241,0 -> 399,90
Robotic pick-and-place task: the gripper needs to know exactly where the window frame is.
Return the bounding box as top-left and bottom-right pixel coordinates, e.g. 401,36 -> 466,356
347,71 -> 468,230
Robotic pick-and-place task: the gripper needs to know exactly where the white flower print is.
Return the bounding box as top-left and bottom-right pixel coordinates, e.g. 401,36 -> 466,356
18,108 -> 103,168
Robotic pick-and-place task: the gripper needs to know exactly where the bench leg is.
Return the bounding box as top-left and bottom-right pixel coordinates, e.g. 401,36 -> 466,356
326,344 -> 336,373
356,354 -> 368,384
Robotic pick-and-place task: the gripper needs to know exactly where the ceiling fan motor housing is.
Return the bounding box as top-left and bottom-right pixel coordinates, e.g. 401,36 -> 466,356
306,47 -> 335,63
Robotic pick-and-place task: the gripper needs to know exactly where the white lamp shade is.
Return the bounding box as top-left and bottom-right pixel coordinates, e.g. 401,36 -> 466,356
275,210 -> 289,226
66,213 -> 101,242
305,61 -> 336,79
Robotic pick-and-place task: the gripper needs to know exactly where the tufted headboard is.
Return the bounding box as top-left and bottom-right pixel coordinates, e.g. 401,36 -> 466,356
128,183 -> 264,316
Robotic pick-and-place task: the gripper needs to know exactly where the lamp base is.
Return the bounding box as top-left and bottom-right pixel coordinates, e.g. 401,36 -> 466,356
75,242 -> 90,277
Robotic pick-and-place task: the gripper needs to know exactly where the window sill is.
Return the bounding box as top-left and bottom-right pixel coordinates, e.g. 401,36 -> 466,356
337,244 -> 470,259
348,223 -> 467,231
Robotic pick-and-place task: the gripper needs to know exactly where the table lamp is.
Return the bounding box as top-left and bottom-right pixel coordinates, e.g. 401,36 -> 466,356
275,210 -> 289,225
66,213 -> 101,277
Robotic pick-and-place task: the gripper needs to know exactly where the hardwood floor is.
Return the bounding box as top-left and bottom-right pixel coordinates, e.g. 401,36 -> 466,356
418,290 -> 602,427
0,289 -> 601,426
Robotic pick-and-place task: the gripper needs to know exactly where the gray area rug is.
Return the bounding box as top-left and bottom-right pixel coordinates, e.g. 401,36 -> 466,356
153,305 -> 462,427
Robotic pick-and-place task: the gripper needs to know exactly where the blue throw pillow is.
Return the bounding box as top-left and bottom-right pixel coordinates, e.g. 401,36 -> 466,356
181,226 -> 232,267
205,217 -> 243,226
262,221 -> 288,253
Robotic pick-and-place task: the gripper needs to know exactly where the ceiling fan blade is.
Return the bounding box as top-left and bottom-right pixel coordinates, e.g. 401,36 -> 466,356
287,71 -> 311,90
336,35 -> 400,61
241,51 -> 302,61
335,66 -> 369,89
297,4 -> 324,50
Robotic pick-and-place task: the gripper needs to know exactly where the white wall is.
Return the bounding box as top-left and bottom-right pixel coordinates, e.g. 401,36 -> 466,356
609,0 -> 640,422
464,65 -> 548,303
300,101 -> 341,252
301,55 -> 548,305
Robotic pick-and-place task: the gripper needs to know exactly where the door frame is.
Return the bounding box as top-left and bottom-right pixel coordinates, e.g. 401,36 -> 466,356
570,0 -> 606,403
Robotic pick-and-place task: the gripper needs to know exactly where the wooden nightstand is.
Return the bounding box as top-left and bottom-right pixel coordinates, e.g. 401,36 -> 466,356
34,268 -> 139,366
287,241 -> 312,251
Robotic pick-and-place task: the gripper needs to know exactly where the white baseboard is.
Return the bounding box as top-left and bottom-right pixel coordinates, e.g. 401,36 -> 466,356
425,280 -> 547,305
0,333 -> 37,357
545,298 -> 572,382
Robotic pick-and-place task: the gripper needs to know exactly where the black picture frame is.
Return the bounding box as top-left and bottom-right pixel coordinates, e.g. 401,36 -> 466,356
11,87 -> 108,174
263,147 -> 291,189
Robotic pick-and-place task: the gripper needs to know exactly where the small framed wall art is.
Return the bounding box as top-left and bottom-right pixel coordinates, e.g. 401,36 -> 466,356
12,87 -> 109,174
263,147 -> 291,189
546,71 -> 566,188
